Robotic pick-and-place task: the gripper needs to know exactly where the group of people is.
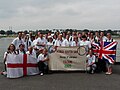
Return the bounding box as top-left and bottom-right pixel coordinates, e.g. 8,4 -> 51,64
2,30 -> 116,76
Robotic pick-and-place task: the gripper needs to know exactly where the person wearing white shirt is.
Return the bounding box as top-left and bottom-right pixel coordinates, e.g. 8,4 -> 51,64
86,50 -> 96,74
54,34 -> 63,46
100,32 -> 107,41
37,49 -> 49,76
12,32 -> 24,50
47,36 -> 55,53
16,44 -> 26,54
79,35 -> 91,51
26,46 -> 37,59
105,33 -> 115,75
70,36 -> 80,46
94,31 -> 100,43
2,44 -> 17,75
106,33 -> 115,42
36,34 -> 46,50
61,35 -> 70,46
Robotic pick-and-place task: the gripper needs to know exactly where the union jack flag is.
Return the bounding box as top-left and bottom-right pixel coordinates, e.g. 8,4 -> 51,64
92,41 -> 118,64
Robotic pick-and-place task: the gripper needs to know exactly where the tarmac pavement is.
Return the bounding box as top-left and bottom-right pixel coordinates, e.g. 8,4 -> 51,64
0,63 -> 120,90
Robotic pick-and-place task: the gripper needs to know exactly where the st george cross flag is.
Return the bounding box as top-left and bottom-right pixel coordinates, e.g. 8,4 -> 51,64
92,41 -> 118,64
7,54 -> 39,78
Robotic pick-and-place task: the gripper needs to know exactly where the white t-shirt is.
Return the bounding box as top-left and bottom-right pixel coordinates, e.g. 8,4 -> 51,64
61,39 -> 70,46
54,39 -> 63,46
26,49 -> 37,59
86,55 -> 96,65
105,38 -> 115,42
4,51 -> 16,65
79,40 -> 91,48
70,41 -> 80,46
102,36 -> 107,41
12,37 -> 24,49
36,37 -> 46,49
37,54 -> 48,65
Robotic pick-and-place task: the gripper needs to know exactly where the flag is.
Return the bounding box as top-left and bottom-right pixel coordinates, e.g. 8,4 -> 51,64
7,54 -> 39,78
92,41 -> 118,64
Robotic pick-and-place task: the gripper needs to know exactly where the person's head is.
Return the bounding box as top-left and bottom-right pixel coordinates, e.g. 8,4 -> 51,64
53,34 -> 57,39
48,36 -> 53,42
107,33 -> 112,39
37,32 -> 41,36
78,33 -> 82,38
67,31 -> 71,35
82,35 -> 87,41
42,48 -> 48,55
18,32 -> 22,39
29,32 -> 32,37
19,44 -> 25,51
90,32 -> 94,39
28,46 -> 33,53
62,32 -> 66,38
8,44 -> 16,52
66,35 -> 69,40
100,32 -> 104,37
45,33 -> 48,39
58,34 -> 62,40
95,31 -> 99,36
82,32 -> 86,36
39,33 -> 43,38
88,50 -> 93,56
24,34 -> 29,40
72,31 -> 76,36
35,34 -> 38,39
48,31 -> 51,36
73,36 -> 78,42
22,32 -> 26,38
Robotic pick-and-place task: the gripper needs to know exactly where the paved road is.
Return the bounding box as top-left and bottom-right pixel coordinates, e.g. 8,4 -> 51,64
0,63 -> 120,90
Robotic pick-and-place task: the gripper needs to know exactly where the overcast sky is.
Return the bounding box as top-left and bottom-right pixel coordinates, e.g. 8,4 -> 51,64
0,0 -> 120,31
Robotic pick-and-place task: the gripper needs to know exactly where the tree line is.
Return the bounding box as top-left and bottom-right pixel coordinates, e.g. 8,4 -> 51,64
0,29 -> 120,36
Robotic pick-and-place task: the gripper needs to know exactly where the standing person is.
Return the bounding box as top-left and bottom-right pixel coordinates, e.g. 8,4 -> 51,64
12,32 -> 24,50
86,50 -> 96,74
100,31 -> 107,41
94,31 -> 100,43
37,48 -> 49,76
105,33 -> 116,75
62,35 -> 70,46
23,35 -> 31,51
96,32 -> 107,73
52,34 -> 57,45
70,36 -> 79,46
47,35 -> 54,53
69,31 -> 76,41
54,34 -> 63,47
2,44 -> 17,75
106,33 -> 115,42
32,34 -> 38,47
77,33 -> 82,42
79,35 -> 91,51
36,33 -> 46,50
89,32 -> 95,44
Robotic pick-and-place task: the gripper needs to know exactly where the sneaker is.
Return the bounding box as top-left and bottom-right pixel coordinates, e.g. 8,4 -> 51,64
1,71 -> 7,76
40,73 -> 44,76
106,72 -> 112,75
91,70 -> 94,74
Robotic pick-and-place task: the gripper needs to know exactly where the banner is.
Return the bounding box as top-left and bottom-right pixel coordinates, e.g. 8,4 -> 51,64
49,46 -> 87,71
116,39 -> 120,62
7,54 -> 39,78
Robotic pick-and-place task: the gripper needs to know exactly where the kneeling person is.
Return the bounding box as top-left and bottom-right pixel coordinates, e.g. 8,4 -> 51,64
86,50 -> 96,74
37,48 -> 49,76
